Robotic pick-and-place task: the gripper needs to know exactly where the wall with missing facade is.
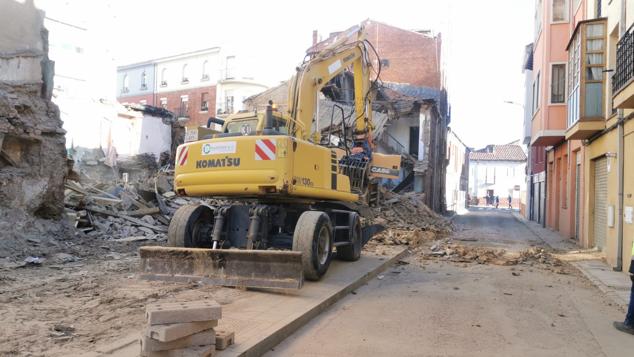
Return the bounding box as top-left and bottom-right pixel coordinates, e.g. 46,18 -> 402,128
0,0 -> 67,218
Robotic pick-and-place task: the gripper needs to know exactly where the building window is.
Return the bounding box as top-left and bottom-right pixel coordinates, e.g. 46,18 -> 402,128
141,71 -> 147,90
122,74 -> 129,93
225,56 -> 235,79
225,92 -> 234,114
201,92 -> 209,112
160,97 -> 167,109
181,64 -> 189,84
160,68 -> 167,87
535,0 -> 543,38
532,72 -> 540,115
180,95 -> 189,116
486,167 -> 495,184
552,0 -> 568,22
551,64 -> 566,103
202,60 -> 209,81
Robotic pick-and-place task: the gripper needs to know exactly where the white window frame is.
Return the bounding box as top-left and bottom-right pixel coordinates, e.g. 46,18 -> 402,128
160,68 -> 168,87
549,62 -> 567,105
532,71 -> 541,116
159,97 -> 167,108
551,0 -> 569,24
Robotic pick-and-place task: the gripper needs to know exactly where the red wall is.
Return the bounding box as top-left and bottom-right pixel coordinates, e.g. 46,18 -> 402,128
365,21 -> 442,89
157,86 -> 216,127
117,93 -> 155,106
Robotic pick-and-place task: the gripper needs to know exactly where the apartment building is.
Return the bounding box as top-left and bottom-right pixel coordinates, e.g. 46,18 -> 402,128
116,49 -> 267,127
526,0 -> 634,273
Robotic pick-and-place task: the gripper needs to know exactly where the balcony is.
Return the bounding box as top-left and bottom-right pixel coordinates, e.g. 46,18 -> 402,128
565,18 -> 607,140
613,23 -> 634,109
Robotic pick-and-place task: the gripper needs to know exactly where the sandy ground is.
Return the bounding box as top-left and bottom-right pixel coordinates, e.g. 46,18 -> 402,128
0,244 -> 249,357
266,208 -> 634,357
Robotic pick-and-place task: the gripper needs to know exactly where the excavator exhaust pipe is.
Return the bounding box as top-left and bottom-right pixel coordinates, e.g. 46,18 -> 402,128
139,246 -> 304,289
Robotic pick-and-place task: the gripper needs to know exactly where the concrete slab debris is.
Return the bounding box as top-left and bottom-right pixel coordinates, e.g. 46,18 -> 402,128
146,301 -> 222,325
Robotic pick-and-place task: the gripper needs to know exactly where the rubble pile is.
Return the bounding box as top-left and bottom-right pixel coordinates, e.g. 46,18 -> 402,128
419,239 -> 566,269
371,191 -> 453,233
63,169 -> 220,242
365,191 -> 453,254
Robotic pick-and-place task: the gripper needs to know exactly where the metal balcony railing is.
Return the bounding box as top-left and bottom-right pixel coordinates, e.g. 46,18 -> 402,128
613,23 -> 634,95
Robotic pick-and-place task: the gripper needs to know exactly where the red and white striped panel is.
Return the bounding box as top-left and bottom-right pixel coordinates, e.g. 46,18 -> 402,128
255,139 -> 276,161
177,146 -> 189,166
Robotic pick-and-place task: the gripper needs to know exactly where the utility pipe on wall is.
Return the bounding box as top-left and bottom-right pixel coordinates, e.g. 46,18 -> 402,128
615,0 -> 626,271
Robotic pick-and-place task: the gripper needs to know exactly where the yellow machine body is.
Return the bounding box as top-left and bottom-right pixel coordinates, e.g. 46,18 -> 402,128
174,129 -> 357,202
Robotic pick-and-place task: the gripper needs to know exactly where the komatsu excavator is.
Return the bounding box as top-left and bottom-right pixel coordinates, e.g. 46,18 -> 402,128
139,24 -> 401,289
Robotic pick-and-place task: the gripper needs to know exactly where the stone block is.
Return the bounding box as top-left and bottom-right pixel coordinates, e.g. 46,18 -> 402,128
146,301 -> 221,325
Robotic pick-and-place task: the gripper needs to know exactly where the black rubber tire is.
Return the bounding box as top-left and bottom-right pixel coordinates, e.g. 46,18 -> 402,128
292,211 -> 333,281
167,204 -> 214,248
337,213 -> 362,261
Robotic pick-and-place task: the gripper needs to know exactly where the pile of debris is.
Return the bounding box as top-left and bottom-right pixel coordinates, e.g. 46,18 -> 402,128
419,239 -> 566,270
63,167 -> 211,243
371,191 -> 453,234
364,191 -> 453,255
142,300 -> 235,356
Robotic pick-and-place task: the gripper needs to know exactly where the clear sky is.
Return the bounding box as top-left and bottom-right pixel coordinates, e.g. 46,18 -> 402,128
38,0 -> 535,149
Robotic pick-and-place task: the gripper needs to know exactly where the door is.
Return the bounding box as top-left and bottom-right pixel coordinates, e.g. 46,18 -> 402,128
409,127 -> 419,157
593,157 -> 608,250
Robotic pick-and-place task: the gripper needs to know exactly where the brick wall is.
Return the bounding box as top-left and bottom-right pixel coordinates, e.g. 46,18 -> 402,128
365,21 -> 442,89
157,86 -> 216,127
117,93 -> 155,106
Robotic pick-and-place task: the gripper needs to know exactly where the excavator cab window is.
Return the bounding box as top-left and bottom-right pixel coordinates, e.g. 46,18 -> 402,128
271,118 -> 288,134
225,119 -> 258,135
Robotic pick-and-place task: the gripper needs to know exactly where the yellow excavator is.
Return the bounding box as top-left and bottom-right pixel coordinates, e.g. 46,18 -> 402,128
139,24 -> 401,289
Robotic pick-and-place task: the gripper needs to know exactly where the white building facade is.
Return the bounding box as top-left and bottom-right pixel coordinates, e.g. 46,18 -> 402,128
468,144 -> 527,208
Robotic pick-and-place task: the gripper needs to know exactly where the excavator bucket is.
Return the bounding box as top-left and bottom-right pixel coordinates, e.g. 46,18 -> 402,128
139,246 -> 304,289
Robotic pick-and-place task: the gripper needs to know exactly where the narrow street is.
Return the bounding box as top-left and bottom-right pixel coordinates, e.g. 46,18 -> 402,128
266,208 -> 634,357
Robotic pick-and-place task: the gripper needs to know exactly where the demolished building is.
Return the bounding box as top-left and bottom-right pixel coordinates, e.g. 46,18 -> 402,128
244,20 -> 449,212
0,0 -> 66,219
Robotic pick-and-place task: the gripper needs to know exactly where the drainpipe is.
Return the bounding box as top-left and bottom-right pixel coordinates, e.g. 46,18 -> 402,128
539,146 -> 548,228
615,0 -> 626,271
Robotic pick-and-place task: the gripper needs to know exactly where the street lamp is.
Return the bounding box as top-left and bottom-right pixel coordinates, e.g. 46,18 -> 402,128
504,100 -> 524,108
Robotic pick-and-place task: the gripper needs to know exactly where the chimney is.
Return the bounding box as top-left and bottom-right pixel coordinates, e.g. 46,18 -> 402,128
312,30 -> 318,46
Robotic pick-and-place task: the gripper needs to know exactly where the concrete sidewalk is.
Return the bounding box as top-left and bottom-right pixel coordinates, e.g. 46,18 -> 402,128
513,212 -> 631,310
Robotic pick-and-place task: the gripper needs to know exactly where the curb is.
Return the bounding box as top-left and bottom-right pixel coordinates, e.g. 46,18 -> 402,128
511,212 -> 628,311
571,261 -> 629,310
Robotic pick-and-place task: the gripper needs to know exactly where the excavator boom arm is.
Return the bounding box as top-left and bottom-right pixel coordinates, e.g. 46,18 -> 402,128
288,26 -> 374,142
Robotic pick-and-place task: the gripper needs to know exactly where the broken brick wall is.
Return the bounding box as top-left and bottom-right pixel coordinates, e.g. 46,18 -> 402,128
0,0 -> 67,218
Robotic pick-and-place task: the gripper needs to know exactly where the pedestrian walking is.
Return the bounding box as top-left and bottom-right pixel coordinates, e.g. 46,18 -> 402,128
614,241 -> 634,335
508,194 -> 513,209
495,196 -> 499,209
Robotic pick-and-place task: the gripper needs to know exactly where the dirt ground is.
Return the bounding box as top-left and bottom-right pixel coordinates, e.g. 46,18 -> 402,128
0,242 -> 250,357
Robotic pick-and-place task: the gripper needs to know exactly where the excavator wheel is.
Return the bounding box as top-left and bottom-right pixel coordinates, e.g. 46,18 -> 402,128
292,211 -> 333,281
167,204 -> 214,248
336,212 -> 362,261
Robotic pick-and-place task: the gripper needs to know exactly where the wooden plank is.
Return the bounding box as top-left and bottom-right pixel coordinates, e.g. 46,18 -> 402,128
87,206 -> 168,232
122,207 -> 161,217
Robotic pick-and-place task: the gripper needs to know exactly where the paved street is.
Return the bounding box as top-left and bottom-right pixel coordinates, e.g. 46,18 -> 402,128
266,208 -> 634,357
